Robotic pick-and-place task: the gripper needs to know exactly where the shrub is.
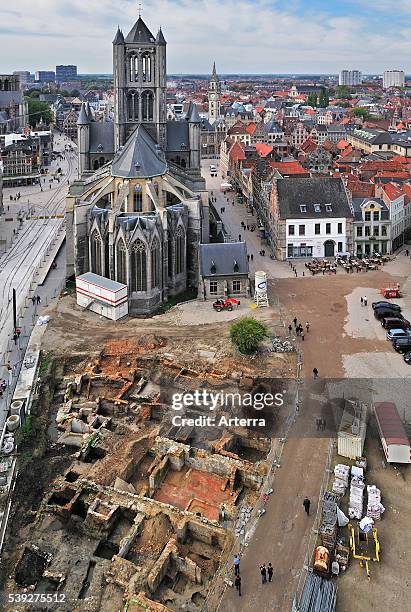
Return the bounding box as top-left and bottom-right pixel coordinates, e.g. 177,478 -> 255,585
230,317 -> 268,354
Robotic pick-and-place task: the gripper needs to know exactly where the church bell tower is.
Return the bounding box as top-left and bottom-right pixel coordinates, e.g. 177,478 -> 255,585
113,16 -> 167,151
208,62 -> 221,124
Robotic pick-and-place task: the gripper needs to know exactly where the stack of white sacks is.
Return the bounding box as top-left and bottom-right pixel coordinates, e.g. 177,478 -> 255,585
348,471 -> 365,519
332,464 -> 350,495
366,485 -> 385,520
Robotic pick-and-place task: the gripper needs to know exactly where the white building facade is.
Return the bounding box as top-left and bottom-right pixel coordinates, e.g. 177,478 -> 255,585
339,70 -> 362,86
383,70 -> 405,89
285,217 -> 350,258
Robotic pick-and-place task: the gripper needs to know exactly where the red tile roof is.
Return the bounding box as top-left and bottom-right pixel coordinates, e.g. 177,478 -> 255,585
300,138 -> 318,154
245,122 -> 257,135
255,143 -> 273,157
268,160 -> 309,176
229,141 -> 246,162
382,182 -> 404,201
336,139 -> 350,150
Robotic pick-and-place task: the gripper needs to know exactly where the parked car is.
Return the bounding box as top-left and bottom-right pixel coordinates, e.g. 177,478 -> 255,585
372,301 -> 401,312
386,329 -> 411,342
382,317 -> 411,330
374,307 -> 403,320
393,337 -> 411,353
403,351 -> 411,365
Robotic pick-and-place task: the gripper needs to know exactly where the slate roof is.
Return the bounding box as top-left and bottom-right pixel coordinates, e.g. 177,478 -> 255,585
351,197 -> 389,221
166,120 -> 189,152
125,17 -> 156,44
199,242 -> 249,277
276,177 -> 352,219
89,122 -> 114,154
77,104 -> 90,125
111,124 -> 167,178
352,128 -> 392,145
0,91 -> 24,107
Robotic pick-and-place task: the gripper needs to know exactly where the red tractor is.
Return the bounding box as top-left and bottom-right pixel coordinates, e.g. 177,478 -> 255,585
212,298 -> 240,312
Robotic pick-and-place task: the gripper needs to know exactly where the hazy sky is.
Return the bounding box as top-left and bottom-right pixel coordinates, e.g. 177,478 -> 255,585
1,0 -> 411,74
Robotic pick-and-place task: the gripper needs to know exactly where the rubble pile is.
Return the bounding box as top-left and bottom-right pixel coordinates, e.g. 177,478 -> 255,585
270,337 -> 296,353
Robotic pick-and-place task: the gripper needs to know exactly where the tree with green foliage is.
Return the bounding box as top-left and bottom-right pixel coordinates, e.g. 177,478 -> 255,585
318,89 -> 329,108
70,89 -> 81,97
230,317 -> 268,355
351,107 -> 371,119
26,99 -> 53,127
307,93 -> 318,108
334,85 -> 354,100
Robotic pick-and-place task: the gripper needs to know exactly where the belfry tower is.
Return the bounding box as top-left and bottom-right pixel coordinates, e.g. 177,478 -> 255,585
208,62 -> 221,124
113,17 -> 167,150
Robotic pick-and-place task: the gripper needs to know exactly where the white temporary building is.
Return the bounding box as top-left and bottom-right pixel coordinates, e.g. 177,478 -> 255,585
374,402 -> 410,464
76,272 -> 128,321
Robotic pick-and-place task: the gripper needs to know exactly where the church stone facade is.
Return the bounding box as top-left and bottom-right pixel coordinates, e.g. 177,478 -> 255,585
67,16 -> 209,314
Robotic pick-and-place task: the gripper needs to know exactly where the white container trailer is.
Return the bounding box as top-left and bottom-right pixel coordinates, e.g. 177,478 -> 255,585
76,272 -> 128,321
337,400 -> 367,459
374,402 -> 410,464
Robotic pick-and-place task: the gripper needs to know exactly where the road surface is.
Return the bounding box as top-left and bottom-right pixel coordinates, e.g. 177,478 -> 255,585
0,133 -> 77,432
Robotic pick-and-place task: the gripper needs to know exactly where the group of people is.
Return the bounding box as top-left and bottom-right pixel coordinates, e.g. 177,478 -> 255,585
9,192 -> 22,202
232,554 -> 275,597
31,295 -> 41,306
316,417 -> 326,431
288,318 -> 310,341
360,296 -> 368,307
260,562 -> 274,585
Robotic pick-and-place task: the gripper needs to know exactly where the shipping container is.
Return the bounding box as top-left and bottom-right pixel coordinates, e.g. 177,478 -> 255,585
374,402 -> 410,464
76,272 -> 128,321
337,400 -> 367,459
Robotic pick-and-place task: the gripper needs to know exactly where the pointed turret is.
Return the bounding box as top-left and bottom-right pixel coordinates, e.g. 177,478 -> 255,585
156,27 -> 166,45
125,17 -> 155,43
85,101 -> 94,122
212,61 -> 218,79
113,26 -> 124,45
187,101 -> 201,123
77,103 -> 90,125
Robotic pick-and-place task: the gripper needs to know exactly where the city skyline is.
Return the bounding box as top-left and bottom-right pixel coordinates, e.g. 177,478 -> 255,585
1,0 -> 411,74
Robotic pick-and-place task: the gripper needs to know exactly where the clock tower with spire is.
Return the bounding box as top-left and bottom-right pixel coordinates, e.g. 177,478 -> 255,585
208,62 -> 221,124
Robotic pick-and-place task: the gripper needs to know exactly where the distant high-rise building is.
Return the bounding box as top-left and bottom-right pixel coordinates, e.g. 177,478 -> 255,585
35,70 -> 55,83
339,70 -> 362,86
56,65 -> 78,82
383,70 -> 405,89
13,71 -> 31,86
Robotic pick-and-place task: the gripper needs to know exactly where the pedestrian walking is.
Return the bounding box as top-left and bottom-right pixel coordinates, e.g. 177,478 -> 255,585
247,254 -> 250,262
293,317 -> 297,328
288,324 -> 292,334
303,497 -> 311,515
360,296 -> 363,307
313,367 -> 318,379
321,418 -> 326,431
234,575 -> 242,596
363,296 -> 367,306
250,254 -> 253,261
13,333 -> 18,345
31,296 -> 36,306
238,234 -> 242,241
234,554 -> 241,576
260,564 -> 267,584
36,295 -> 41,305
316,417 -> 321,431
267,563 -> 273,582
301,330 -> 305,341
305,321 -> 310,333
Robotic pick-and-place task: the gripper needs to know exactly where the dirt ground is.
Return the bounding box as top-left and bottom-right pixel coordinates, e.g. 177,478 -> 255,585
272,259 -> 411,612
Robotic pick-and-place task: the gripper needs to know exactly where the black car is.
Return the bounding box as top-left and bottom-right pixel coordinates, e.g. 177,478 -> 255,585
382,317 -> 411,330
374,307 -> 403,320
404,352 -> 411,365
372,301 -> 401,312
393,337 -> 411,353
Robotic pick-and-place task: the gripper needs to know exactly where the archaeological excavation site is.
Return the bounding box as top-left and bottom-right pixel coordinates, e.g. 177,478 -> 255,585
0,334 -> 296,611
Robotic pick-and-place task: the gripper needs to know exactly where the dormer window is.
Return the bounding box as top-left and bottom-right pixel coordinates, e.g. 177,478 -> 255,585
210,260 -> 217,274
233,260 -> 239,273
314,204 -> 321,213
300,205 -> 307,213
326,204 -> 332,212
